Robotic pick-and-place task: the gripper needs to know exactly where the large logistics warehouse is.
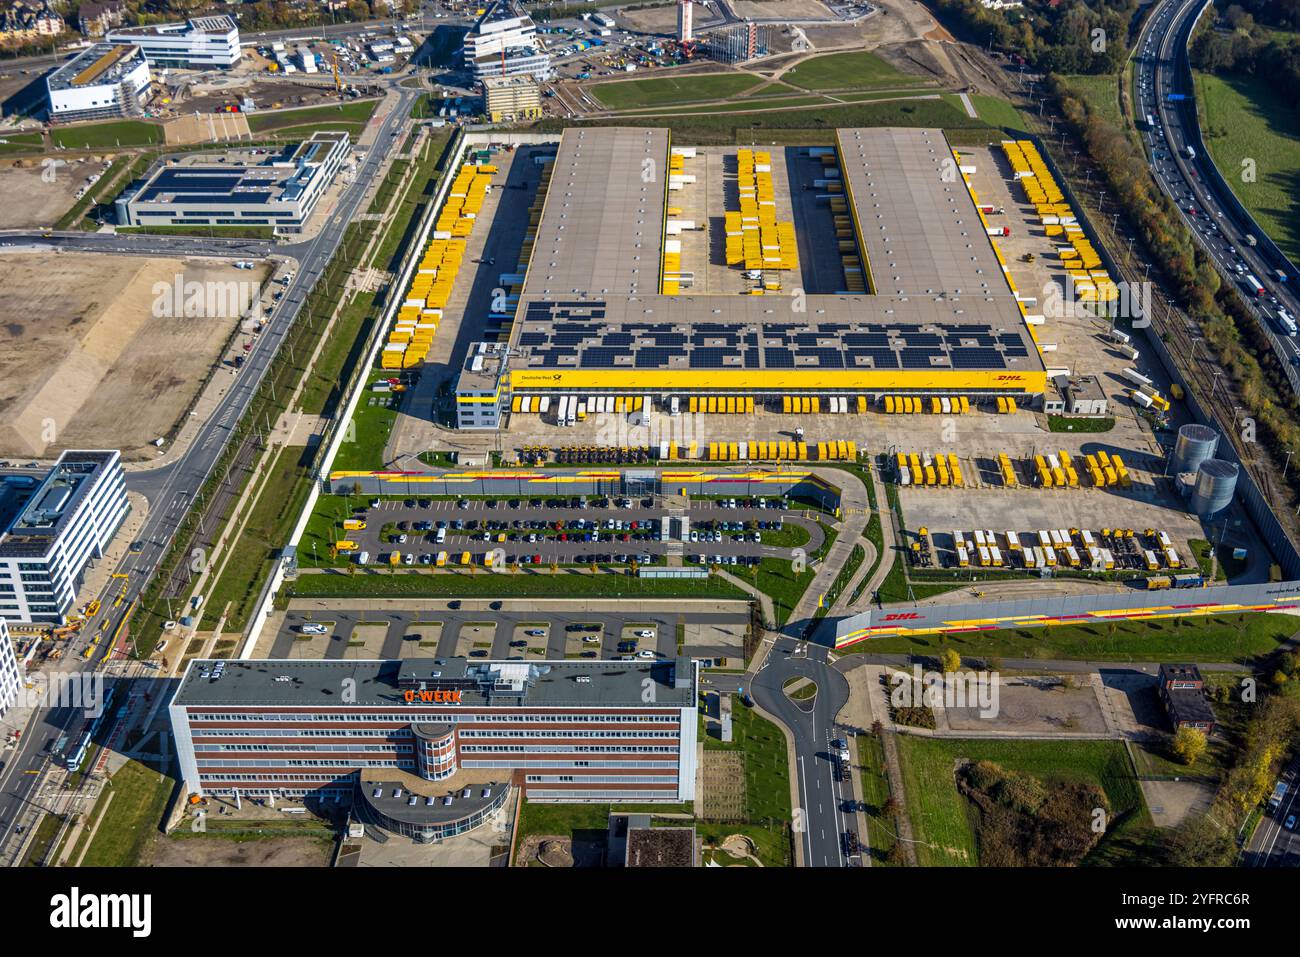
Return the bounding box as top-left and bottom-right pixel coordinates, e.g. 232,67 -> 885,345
463,126 -> 1047,417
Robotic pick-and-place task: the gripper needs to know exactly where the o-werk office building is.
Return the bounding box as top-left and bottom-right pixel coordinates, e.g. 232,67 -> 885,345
170,656 -> 698,840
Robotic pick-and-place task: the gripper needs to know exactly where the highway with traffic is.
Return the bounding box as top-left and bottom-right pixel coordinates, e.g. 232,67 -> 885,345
0,77 -> 420,865
1136,0 -> 1300,369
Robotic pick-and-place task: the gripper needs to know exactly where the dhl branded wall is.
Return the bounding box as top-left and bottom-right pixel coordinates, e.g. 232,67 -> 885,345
833,580 -> 1300,648
326,468 -> 842,504
505,368 -> 1046,393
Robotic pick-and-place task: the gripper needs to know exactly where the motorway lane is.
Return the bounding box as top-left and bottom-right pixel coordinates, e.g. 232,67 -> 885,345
1246,755 -> 1300,867
751,636 -> 853,867
1135,0 -> 1300,368
0,82 -> 418,865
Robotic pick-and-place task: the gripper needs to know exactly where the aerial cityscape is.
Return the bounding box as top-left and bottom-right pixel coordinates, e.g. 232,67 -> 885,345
0,0 -> 1292,930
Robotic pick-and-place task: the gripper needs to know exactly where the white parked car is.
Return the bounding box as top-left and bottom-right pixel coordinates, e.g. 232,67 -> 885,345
634,629 -> 655,639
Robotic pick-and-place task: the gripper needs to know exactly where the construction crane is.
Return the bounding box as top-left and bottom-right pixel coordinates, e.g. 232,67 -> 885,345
332,51 -> 343,99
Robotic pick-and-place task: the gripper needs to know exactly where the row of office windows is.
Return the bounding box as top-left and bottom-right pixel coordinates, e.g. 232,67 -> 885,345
465,759 -> 678,770
462,744 -> 678,754
524,775 -> 678,784
188,712 -> 679,724
194,743 -> 412,753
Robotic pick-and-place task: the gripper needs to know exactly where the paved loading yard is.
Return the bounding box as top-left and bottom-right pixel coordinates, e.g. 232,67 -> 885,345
258,600 -> 750,664
670,145 -> 845,297
387,144 -> 547,460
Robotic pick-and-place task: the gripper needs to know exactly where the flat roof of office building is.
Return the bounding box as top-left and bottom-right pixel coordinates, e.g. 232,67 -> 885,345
172,656 -> 696,709
0,450 -> 118,557
47,42 -> 145,91
126,131 -> 346,207
506,126 -> 1042,388
109,15 -> 237,37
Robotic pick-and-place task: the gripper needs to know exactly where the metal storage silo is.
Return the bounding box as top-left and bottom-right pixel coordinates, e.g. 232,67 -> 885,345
1190,459 -> 1238,518
1172,423 -> 1218,475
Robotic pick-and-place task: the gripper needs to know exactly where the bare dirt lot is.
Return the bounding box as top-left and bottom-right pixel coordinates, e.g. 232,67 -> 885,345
731,0 -> 839,18
144,833 -> 332,866
0,252 -> 266,460
0,155 -> 114,230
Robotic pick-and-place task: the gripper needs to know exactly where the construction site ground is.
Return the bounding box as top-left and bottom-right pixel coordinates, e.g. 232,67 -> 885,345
0,252 -> 273,460
0,154 -> 113,229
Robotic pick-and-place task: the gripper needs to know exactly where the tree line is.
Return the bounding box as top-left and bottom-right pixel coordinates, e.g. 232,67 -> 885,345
929,0 -> 1138,75
1191,1 -> 1300,101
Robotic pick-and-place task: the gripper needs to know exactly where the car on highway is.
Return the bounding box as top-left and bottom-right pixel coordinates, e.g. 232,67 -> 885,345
298,623 -> 328,635
1287,814 -> 1297,830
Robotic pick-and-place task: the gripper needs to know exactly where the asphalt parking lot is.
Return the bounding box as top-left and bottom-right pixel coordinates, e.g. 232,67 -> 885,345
266,603 -> 750,665
319,494 -> 823,569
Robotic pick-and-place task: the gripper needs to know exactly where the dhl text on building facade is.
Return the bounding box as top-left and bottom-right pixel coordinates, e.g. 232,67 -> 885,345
834,581 -> 1300,649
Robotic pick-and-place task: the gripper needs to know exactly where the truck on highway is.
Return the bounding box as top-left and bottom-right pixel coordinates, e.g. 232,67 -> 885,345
1243,273 -> 1266,297
1181,144 -> 1196,160
1167,92 -> 1188,102
1244,234 -> 1257,247
1278,308 -> 1297,336
1274,268 -> 1288,284
1270,780 -> 1288,810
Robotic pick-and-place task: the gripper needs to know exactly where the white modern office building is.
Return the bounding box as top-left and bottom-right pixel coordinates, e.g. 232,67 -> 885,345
107,15 -> 241,68
45,42 -> 151,122
0,619 -> 20,720
0,451 -> 129,625
462,0 -> 551,80
115,131 -> 350,234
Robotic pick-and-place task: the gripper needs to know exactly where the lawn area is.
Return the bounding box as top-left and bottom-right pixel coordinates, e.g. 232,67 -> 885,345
77,757 -> 176,867
514,800 -> 693,865
537,98 -> 989,145
331,380 -> 399,471
783,51 -> 931,92
247,99 -> 379,134
590,72 -> 762,109
895,737 -> 1149,867
969,93 -> 1027,131
853,613 -> 1297,664
1061,73 -> 1124,128
0,130 -> 43,155
818,542 -> 864,617
199,445 -> 315,630
52,119 -> 161,149
286,567 -> 749,600
619,95 -> 831,116
1049,415 -> 1116,433
296,293 -> 379,416
856,732 -> 899,864
1196,71 -> 1300,262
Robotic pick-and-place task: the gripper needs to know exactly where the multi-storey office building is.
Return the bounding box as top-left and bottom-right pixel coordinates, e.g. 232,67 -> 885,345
170,657 -> 698,817
45,42 -> 151,123
0,619 -> 20,719
106,15 -> 240,68
115,131 -> 349,233
0,451 -> 128,624
462,0 -> 551,80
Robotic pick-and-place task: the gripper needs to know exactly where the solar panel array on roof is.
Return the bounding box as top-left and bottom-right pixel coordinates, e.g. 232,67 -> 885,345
504,127 -> 1045,391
